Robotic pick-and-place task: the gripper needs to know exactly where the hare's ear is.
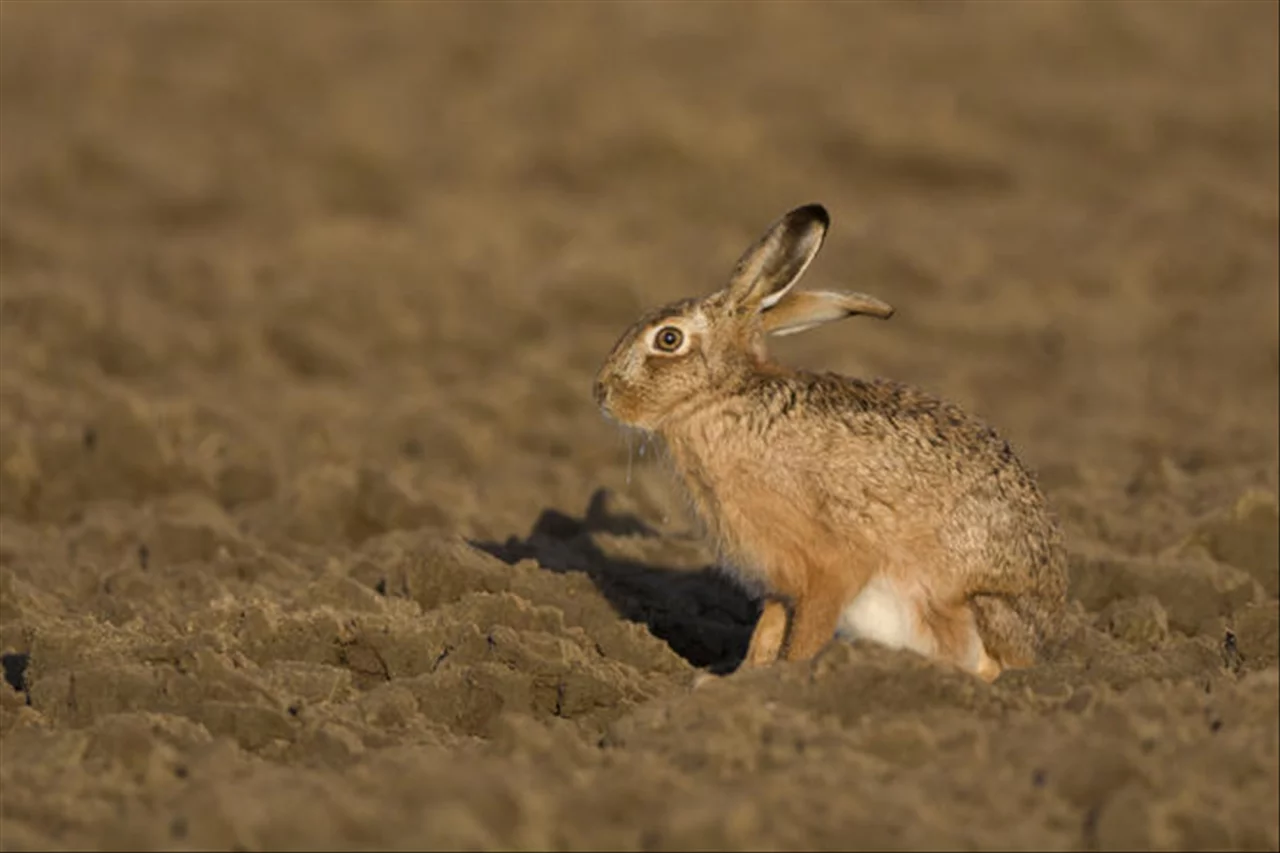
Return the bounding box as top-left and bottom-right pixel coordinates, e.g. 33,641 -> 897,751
762,290 -> 894,336
725,203 -> 829,312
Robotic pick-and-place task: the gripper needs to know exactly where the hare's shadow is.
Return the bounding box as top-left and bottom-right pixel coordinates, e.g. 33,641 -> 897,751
471,489 -> 757,674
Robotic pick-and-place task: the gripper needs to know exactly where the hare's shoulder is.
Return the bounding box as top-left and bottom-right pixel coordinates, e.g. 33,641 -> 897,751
789,372 -> 978,428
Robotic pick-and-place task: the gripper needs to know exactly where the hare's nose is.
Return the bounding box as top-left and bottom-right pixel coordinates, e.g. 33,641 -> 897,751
592,376 -> 609,407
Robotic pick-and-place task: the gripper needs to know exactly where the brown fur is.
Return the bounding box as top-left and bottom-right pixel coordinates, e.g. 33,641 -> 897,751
594,204 -> 1068,682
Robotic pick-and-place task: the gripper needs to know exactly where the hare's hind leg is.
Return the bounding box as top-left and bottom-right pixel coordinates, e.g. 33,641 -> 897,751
919,597 -> 1002,682
836,577 -> 1004,681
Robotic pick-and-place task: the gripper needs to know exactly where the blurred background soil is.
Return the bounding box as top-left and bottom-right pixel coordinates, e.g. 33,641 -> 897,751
0,1 -> 1277,850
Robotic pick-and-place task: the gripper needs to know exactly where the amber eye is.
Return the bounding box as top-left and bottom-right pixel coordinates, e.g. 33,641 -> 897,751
653,325 -> 684,353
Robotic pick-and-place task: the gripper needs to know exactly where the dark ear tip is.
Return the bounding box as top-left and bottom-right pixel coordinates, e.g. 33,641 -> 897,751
792,203 -> 830,229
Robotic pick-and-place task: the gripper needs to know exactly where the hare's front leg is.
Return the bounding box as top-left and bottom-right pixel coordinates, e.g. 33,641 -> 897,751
742,598 -> 789,667
781,584 -> 847,661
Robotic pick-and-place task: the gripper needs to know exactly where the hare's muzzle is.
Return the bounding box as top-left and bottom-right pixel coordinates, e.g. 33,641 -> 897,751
592,374 -> 611,412
593,369 -> 626,422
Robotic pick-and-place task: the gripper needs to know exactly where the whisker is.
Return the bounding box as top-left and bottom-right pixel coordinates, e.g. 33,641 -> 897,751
625,430 -> 634,487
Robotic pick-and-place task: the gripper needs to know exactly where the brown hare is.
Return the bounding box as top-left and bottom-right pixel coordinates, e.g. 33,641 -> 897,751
593,203 -> 1068,683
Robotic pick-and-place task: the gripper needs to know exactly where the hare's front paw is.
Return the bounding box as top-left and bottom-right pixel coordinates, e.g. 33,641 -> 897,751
689,669 -> 723,691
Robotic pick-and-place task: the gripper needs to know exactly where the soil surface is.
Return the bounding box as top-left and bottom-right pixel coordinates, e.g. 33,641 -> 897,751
1,2 -> 1277,850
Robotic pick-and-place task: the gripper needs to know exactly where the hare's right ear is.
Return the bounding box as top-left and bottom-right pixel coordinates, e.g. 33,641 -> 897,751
725,203 -> 829,313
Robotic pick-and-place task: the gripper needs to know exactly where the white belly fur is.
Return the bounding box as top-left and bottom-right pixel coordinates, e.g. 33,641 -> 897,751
836,576 -> 935,656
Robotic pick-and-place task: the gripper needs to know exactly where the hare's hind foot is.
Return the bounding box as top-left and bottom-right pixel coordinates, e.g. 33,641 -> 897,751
969,593 -> 1041,672
921,596 -> 1007,682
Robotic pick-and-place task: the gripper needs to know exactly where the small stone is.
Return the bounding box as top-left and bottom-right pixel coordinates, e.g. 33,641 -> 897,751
1097,595 -> 1169,649
1230,602 -> 1280,673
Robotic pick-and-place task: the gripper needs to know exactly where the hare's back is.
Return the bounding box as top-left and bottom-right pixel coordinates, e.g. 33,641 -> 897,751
812,372 -> 1065,606
790,371 -> 1058,541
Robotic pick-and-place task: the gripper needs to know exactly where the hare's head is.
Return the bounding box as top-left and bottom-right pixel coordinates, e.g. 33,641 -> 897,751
594,203 -> 894,430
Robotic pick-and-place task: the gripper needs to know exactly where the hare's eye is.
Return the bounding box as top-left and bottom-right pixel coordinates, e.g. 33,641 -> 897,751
653,326 -> 684,353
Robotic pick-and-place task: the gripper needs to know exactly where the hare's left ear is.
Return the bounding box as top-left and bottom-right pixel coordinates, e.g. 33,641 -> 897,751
762,290 -> 894,336
725,203 -> 829,312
